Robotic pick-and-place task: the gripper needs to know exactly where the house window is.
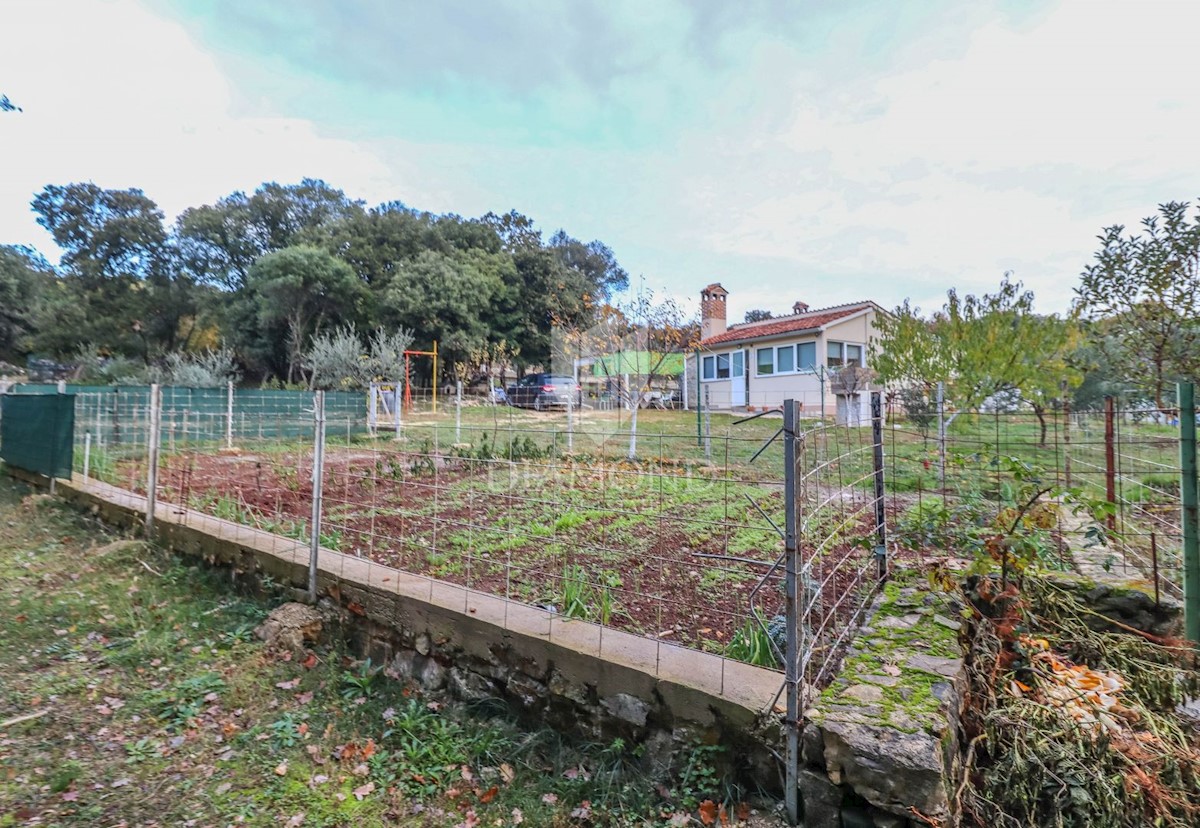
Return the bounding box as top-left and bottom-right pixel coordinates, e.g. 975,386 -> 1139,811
776,345 -> 794,373
756,348 -> 774,375
797,342 -> 817,372
827,341 -> 865,369
716,353 -> 730,379
703,353 -> 733,380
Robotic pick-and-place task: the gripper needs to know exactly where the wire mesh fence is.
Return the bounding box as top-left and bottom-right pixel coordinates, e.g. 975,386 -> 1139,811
879,395 -> 1186,602
65,385 -> 811,682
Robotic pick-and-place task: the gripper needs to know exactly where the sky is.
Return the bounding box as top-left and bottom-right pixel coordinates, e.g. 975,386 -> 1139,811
3,0 -> 1199,321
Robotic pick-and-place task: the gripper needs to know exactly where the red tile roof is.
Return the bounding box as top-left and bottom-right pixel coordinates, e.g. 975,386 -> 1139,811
700,301 -> 876,347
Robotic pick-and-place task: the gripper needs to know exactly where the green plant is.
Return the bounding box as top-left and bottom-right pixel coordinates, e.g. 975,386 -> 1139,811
556,565 -> 621,624
341,658 -> 381,700
726,620 -> 780,667
124,737 -> 158,764
676,744 -> 725,810
150,672 -> 226,732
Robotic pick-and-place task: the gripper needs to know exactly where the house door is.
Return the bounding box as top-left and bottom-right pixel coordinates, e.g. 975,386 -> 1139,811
730,350 -> 746,407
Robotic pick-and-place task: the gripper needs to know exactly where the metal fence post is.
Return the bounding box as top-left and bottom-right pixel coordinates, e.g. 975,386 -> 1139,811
83,432 -> 91,481
145,383 -> 162,535
368,382 -> 378,436
1178,382 -> 1199,642
1063,392 -> 1072,488
782,398 -> 800,825
566,392 -> 574,452
1104,395 -> 1117,533
872,391 -> 887,580
225,381 -> 234,449
703,386 -> 712,462
455,380 -> 463,444
308,391 -> 327,603
936,381 -> 946,490
393,380 -> 402,440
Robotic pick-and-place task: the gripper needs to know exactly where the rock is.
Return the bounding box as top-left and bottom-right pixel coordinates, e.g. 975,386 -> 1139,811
871,812 -> 909,828
797,768 -> 841,828
414,632 -> 432,656
877,614 -> 921,630
858,674 -> 901,687
841,684 -> 884,704
932,614 -> 961,631
547,669 -> 591,707
448,667 -> 495,703
602,693 -> 650,728
388,650 -> 418,682
822,719 -> 947,819
417,657 -> 447,691
254,602 -> 323,656
904,654 -> 960,678
506,674 -> 547,710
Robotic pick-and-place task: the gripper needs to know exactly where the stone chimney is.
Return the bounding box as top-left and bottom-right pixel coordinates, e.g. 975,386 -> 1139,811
792,301 -> 809,315
700,283 -> 728,340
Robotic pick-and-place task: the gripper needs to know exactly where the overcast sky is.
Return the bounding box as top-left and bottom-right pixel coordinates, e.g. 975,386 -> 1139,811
3,0 -> 1198,320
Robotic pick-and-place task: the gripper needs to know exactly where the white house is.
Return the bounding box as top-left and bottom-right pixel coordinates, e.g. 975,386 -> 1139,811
692,283 -> 885,419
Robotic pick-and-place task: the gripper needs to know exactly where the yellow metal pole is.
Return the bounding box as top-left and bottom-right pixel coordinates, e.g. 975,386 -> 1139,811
432,341 -> 438,414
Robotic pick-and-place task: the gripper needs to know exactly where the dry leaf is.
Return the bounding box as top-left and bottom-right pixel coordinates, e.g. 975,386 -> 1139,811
698,799 -> 718,826
352,781 -> 375,800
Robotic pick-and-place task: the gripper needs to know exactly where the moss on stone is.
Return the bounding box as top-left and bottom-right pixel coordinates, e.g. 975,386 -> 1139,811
815,570 -> 962,734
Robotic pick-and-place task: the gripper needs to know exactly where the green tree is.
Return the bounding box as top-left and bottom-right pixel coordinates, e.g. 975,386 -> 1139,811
0,246 -> 48,358
242,246 -> 366,384
1074,201 -> 1200,412
744,309 -> 773,323
177,179 -> 363,291
380,249 -> 508,377
31,183 -> 199,358
873,277 -> 1076,432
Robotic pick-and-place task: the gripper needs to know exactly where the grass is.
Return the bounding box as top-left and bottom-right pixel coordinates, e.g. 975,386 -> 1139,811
0,473 -> 777,827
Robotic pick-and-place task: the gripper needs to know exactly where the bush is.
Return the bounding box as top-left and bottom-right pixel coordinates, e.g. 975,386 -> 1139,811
305,325 -> 414,390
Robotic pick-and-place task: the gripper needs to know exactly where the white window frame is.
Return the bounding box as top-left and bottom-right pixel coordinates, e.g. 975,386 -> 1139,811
753,340 -> 820,377
701,352 -> 733,381
826,340 -> 865,369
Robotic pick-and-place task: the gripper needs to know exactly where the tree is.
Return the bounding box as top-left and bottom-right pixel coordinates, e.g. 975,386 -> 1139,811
243,246 -> 366,384
0,246 -> 48,358
873,277 -> 1078,434
177,179 -> 363,291
1074,201 -> 1200,412
744,309 -> 773,323
30,183 -> 199,358
380,249 -> 507,377
548,230 -> 629,301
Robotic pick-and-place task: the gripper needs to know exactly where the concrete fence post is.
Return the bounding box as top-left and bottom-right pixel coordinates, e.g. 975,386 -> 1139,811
226,381 -> 234,449
1178,382 -> 1199,642
936,381 -> 946,490
145,384 -> 162,535
308,390 -> 327,603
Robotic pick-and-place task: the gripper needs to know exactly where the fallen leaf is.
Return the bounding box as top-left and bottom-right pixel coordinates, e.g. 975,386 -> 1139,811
61,790 -> 79,802
353,781 -> 375,800
478,785 -> 498,804
285,815 -> 305,827
275,679 -> 300,691
215,782 -> 232,795
301,653 -> 317,670
541,793 -> 558,805
461,765 -> 475,784
274,762 -> 289,776
499,763 -> 515,785
698,800 -> 718,826
511,807 -> 524,825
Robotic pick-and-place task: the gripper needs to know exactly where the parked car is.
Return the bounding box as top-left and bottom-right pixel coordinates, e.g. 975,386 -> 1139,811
506,373 -> 580,410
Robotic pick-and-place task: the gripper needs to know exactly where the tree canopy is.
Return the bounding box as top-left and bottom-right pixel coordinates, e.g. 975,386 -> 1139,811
6,179 -> 631,386
1074,200 -> 1200,411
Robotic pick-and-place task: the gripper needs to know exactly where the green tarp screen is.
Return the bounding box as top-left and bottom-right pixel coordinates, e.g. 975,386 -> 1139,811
0,393 -> 75,479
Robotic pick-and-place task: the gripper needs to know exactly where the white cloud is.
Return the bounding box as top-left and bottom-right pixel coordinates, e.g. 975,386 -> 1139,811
0,0 -> 405,252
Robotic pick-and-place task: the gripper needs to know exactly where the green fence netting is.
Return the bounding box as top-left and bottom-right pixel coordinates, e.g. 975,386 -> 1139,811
0,393 -> 75,479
